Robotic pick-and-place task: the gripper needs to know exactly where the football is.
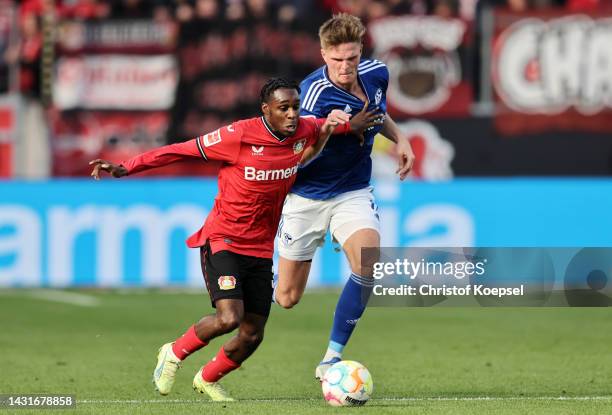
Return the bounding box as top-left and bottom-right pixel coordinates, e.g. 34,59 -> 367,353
321,360 -> 373,406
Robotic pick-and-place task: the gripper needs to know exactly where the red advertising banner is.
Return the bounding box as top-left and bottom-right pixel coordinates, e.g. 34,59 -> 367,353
52,20 -> 181,176
54,54 -> 177,110
492,9 -> 612,135
0,99 -> 16,177
51,111 -> 218,177
368,15 -> 473,118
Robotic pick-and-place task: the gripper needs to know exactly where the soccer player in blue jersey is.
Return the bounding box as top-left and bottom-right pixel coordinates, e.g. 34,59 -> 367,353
274,13 -> 415,380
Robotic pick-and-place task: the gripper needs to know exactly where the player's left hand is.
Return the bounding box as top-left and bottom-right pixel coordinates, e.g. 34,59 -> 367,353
395,138 -> 415,180
89,159 -> 128,180
349,102 -> 384,146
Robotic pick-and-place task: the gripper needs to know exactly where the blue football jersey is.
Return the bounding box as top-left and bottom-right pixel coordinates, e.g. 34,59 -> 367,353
292,59 -> 389,200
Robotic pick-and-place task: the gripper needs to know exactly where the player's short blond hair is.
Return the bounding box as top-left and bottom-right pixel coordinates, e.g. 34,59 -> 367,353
318,13 -> 366,49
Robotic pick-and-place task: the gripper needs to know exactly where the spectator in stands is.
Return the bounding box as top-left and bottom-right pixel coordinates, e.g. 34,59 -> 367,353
195,0 -> 221,19
177,1 -> 196,21
6,0 -> 51,177
506,0 -> 529,11
365,0 -> 391,20
153,1 -> 175,23
432,0 -> 459,17
245,0 -> 274,20
5,12 -> 41,97
226,0 -> 247,20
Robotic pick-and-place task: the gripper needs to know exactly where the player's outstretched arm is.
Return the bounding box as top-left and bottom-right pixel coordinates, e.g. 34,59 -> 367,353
89,139 -> 206,179
300,109 -> 350,167
89,159 -> 128,180
380,114 -> 415,180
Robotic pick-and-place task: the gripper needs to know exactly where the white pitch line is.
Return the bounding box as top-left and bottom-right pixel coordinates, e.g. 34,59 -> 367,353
77,396 -> 612,404
383,396 -> 612,402
26,289 -> 101,307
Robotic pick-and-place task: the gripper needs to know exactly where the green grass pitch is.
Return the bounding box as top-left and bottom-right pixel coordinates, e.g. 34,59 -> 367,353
0,289 -> 610,414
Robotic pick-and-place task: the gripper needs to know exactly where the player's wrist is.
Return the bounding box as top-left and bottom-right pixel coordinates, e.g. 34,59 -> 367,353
117,164 -> 130,177
338,122 -> 351,134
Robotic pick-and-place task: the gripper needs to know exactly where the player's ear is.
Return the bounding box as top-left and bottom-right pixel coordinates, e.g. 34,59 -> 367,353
261,102 -> 269,116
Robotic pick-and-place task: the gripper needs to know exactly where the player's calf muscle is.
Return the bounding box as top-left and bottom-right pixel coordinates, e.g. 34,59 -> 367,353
276,258 -> 311,308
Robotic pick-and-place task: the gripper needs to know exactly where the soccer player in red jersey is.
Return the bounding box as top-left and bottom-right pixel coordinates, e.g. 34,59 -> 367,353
89,78 -> 379,401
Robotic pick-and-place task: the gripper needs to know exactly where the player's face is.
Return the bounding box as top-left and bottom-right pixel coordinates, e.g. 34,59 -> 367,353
262,88 -> 301,137
321,42 -> 362,89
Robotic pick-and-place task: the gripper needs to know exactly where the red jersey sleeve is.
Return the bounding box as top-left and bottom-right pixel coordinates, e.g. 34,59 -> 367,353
300,116 -> 320,147
197,122 -> 242,163
121,122 -> 243,175
121,139 -> 202,175
311,117 -> 351,138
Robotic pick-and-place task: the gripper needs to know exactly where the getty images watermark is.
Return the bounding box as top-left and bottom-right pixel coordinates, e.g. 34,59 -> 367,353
361,248 -> 612,307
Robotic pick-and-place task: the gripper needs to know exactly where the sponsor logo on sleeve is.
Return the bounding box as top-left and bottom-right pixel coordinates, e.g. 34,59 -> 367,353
201,130 -> 222,147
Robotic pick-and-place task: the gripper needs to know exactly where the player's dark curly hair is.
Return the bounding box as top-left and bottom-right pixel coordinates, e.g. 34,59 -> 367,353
260,78 -> 300,104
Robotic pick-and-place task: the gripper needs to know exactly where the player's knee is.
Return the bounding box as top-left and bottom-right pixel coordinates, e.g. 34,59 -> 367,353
351,266 -> 375,278
215,311 -> 242,333
350,254 -> 379,278
275,291 -> 301,309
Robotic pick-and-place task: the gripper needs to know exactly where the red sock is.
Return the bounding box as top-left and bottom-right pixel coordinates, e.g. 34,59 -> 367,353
201,347 -> 241,382
172,325 -> 207,360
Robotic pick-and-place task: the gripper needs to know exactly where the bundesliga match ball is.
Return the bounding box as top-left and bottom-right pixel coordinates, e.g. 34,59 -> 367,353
321,360 -> 373,406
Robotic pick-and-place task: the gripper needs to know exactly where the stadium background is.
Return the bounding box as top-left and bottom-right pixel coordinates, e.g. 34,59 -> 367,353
1,2 -> 612,413
1,0 -> 612,289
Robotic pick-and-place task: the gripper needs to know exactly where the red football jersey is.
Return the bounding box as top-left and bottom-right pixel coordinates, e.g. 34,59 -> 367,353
121,116 -> 343,258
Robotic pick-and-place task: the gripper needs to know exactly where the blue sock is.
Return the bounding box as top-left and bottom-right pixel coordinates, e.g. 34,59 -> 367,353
328,273 -> 373,352
271,274 -> 279,304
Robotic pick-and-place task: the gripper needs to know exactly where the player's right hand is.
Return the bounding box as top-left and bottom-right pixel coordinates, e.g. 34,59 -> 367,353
349,101 -> 384,145
323,109 -> 351,132
89,159 -> 128,180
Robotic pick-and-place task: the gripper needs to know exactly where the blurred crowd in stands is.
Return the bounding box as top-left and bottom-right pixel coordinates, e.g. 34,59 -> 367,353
15,0 -> 610,22
15,0 -> 610,23
1,0 -> 611,178
6,0 -> 611,99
